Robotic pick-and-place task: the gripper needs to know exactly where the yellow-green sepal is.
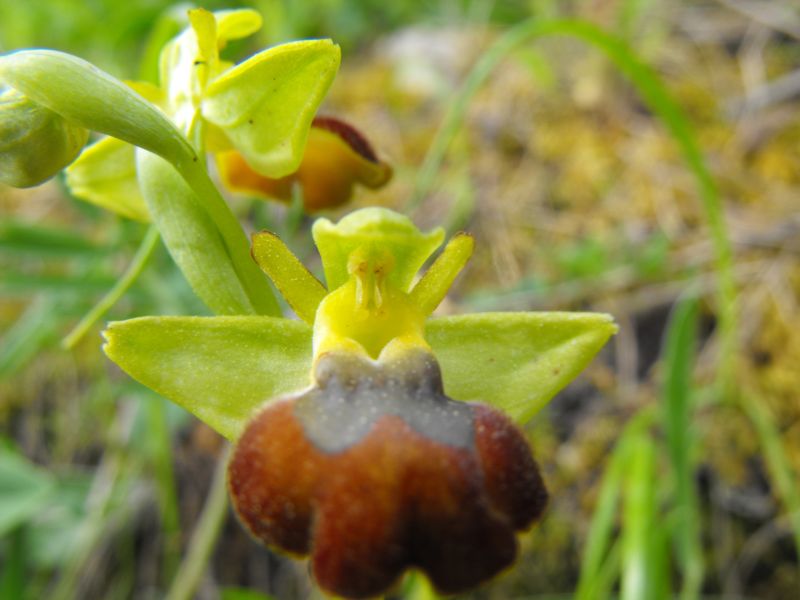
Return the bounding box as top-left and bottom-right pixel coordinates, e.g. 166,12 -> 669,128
312,208 -> 445,292
103,316 -> 313,440
202,39 -> 341,177
65,137 -> 149,221
426,312 -> 618,424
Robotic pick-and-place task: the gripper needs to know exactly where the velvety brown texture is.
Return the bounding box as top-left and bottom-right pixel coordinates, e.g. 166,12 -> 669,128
229,391 -> 547,599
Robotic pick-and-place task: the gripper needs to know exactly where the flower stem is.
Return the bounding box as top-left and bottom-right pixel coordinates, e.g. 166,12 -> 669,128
62,225 -> 160,349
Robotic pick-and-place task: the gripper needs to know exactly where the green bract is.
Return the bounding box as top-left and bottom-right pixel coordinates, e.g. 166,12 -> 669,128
104,208 -> 617,441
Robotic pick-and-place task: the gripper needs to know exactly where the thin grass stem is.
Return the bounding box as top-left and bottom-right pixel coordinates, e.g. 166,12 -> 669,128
62,225 -> 160,349
166,446 -> 231,600
411,19 -> 737,384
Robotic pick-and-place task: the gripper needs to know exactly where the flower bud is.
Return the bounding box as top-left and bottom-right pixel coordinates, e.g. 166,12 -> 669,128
0,87 -> 88,187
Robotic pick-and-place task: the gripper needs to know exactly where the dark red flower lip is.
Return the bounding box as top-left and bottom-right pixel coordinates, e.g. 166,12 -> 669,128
228,349 -> 548,599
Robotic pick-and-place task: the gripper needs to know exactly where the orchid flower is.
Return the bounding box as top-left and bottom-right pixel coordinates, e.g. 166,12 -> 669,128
0,8 -> 376,318
103,207 -> 617,598
63,8 -> 343,220
64,9 -> 390,219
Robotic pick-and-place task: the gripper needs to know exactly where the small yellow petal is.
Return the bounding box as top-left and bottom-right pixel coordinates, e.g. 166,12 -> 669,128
216,9 -> 263,44
188,8 -> 219,89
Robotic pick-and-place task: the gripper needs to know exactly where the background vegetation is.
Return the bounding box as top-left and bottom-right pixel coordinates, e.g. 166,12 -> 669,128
2,0 -> 799,598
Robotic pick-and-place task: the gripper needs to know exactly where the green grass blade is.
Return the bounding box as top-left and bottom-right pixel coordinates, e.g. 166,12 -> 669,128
0,297 -> 60,378
0,273 -> 122,296
662,296 -> 703,599
576,410 -> 653,599
576,437 -> 627,600
620,428 -> 659,600
740,393 -> 800,568
0,526 -> 25,600
0,220 -> 102,257
0,444 -> 56,536
165,448 -> 230,600
144,393 -> 181,585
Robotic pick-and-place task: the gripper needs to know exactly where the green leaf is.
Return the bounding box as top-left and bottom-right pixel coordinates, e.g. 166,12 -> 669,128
136,149 -> 260,316
575,417 -> 631,600
661,297 -> 703,598
0,272 -> 121,296
0,445 -> 56,536
426,312 -> 617,423
312,208 -> 444,292
0,297 -> 61,378
621,429 -> 665,600
0,220 -> 101,256
103,316 -> 313,440
66,136 -> 149,222
202,39 -> 341,177
221,589 -> 276,600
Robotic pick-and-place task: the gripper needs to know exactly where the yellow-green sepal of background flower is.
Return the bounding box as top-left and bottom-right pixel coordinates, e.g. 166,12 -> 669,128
158,8 -> 341,177
65,137 -> 149,221
202,38 -> 341,177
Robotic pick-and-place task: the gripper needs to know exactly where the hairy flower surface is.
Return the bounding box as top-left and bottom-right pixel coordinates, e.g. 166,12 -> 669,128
103,208 -> 617,598
230,348 -> 547,598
